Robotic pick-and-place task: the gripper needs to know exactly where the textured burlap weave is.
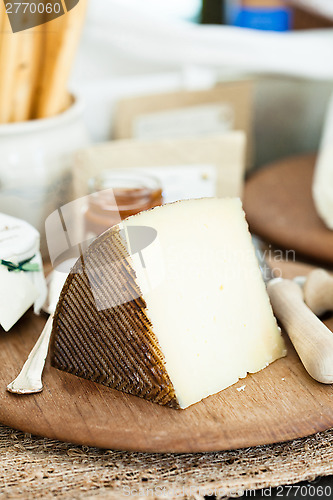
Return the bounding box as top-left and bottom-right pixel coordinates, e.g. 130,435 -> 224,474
1,424 -> 333,499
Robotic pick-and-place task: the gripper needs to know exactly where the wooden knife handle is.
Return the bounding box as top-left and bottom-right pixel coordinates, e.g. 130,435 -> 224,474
304,269 -> 333,316
267,278 -> 333,384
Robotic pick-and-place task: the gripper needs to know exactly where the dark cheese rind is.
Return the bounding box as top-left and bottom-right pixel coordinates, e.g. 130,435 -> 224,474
50,226 -> 180,408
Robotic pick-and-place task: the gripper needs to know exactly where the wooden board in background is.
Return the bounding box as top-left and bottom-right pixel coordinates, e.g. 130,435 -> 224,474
1,279 -> 333,452
243,154 -> 333,266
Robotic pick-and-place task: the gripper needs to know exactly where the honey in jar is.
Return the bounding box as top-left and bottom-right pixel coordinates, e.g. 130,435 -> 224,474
84,170 -> 163,239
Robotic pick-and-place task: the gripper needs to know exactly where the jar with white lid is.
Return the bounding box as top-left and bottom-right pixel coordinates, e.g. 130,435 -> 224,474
0,213 -> 47,331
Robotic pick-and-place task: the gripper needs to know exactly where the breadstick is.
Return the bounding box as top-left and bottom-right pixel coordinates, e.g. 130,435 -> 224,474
11,9 -> 43,122
0,7 -> 20,123
10,26 -> 44,122
0,5 -> 4,59
35,0 -> 87,118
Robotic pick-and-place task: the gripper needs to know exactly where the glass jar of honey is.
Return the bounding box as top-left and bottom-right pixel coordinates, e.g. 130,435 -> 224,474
84,170 -> 163,239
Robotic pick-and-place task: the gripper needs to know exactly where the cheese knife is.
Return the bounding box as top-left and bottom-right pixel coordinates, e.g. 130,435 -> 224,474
7,315 -> 53,395
253,236 -> 333,384
7,264 -> 70,394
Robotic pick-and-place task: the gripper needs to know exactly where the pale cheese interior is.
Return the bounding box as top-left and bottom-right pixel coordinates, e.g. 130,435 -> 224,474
124,198 -> 286,408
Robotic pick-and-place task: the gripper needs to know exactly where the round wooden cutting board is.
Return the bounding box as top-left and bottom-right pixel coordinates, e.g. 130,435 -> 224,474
1,308 -> 333,453
243,154 -> 333,265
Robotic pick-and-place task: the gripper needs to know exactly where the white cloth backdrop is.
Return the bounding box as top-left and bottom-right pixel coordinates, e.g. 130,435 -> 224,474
70,0 -> 333,164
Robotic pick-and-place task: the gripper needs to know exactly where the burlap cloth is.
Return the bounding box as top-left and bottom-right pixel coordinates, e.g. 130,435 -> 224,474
1,423 -> 333,499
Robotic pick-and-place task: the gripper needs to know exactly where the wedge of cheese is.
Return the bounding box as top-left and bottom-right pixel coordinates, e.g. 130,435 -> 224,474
50,198 -> 286,409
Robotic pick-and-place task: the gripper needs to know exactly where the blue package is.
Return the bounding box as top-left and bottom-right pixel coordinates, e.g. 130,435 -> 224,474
233,7 -> 292,31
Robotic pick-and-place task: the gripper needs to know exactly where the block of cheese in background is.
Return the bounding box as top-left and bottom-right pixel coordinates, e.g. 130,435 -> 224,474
50,198 -> 286,409
313,91 -> 333,230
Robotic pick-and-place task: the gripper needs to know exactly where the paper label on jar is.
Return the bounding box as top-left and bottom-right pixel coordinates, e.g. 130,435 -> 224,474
0,265 -> 38,331
138,165 -> 217,204
132,104 -> 234,139
0,213 -> 39,261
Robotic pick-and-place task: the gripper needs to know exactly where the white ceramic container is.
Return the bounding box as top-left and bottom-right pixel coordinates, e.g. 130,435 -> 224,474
0,97 -> 90,252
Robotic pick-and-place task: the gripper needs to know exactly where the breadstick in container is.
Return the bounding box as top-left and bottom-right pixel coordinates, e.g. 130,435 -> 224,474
35,0 -> 88,119
0,7 -> 20,123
